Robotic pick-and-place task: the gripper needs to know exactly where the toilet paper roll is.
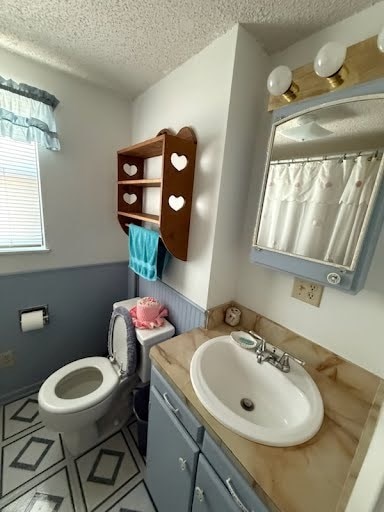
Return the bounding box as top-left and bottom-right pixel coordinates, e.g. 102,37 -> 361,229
21,310 -> 45,332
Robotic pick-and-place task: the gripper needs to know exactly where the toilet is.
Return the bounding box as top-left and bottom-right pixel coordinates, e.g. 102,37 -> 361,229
38,298 -> 175,455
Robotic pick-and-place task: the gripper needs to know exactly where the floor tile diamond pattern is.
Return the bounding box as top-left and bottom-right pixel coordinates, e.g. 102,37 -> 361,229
1,426 -> 65,497
76,431 -> 139,511
0,468 -> 75,512
0,391 -> 155,512
2,393 -> 42,441
87,449 -> 125,486
10,436 -> 55,471
10,399 -> 40,424
26,491 -> 64,512
105,482 -> 156,512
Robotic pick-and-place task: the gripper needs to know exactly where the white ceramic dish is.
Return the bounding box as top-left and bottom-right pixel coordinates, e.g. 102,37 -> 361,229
230,331 -> 258,350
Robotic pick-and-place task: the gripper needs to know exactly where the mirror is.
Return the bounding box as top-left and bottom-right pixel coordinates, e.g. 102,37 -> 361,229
253,96 -> 384,271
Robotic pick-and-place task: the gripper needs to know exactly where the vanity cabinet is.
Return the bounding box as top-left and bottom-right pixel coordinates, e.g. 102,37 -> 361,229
150,363 -> 204,444
192,455 -> 242,512
200,434 -> 268,512
146,386 -> 200,512
146,367 -> 269,512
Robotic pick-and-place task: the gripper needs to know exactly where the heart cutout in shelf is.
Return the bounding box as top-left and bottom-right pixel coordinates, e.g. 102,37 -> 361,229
171,153 -> 188,171
169,195 -> 185,212
123,193 -> 137,205
123,163 -> 138,176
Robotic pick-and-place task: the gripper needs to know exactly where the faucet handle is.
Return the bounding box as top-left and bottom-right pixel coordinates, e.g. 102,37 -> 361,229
248,330 -> 264,343
287,352 -> 305,367
278,351 -> 305,372
248,331 -> 266,351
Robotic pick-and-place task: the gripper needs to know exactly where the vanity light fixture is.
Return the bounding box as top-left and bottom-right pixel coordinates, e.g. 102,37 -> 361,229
377,26 -> 384,52
267,65 -> 299,102
314,42 -> 347,88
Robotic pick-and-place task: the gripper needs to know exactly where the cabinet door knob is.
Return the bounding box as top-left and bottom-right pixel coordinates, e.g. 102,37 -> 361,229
178,457 -> 187,471
195,486 -> 205,502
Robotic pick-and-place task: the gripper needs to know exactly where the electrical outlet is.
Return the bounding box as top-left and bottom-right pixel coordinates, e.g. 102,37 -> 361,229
0,350 -> 15,368
291,278 -> 323,307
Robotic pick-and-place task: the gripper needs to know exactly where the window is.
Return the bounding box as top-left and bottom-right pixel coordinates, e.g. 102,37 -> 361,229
0,136 -> 46,252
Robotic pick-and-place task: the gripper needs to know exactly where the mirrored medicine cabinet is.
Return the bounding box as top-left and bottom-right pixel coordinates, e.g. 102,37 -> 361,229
251,80 -> 384,293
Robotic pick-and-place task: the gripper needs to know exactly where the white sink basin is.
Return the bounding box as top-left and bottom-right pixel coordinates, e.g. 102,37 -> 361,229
190,336 -> 324,446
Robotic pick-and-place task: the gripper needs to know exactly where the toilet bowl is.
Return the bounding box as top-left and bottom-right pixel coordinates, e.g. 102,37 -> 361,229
38,298 -> 175,455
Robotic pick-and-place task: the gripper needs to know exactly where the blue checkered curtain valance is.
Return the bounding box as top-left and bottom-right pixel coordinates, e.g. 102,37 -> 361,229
0,76 -> 60,151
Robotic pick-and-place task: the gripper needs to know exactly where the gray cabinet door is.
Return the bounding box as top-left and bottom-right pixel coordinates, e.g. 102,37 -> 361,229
202,435 -> 268,512
192,456 -> 243,512
146,386 -> 200,512
151,367 -> 204,444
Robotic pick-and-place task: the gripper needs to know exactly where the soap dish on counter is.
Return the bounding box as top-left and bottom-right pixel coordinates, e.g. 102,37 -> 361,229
230,331 -> 258,350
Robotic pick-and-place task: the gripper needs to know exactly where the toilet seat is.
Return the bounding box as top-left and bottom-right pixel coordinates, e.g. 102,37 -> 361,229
39,357 -> 119,415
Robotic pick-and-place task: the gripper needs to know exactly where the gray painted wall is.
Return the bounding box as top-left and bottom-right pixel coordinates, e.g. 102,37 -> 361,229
0,264 -> 206,403
0,262 -> 129,402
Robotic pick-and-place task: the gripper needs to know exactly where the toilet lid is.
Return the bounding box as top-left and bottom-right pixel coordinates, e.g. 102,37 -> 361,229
108,306 -> 137,376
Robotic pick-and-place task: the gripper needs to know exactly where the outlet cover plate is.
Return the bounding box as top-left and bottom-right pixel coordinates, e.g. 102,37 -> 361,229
0,350 -> 15,368
292,278 -> 323,307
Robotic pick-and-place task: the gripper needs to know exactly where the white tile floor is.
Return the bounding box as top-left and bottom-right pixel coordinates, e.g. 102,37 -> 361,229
0,393 -> 156,512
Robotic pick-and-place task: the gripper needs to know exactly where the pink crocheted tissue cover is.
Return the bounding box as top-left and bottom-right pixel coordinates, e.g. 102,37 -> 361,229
130,297 -> 168,329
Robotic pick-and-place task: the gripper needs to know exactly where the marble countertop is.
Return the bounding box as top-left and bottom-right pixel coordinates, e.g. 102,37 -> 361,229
149,323 -> 383,512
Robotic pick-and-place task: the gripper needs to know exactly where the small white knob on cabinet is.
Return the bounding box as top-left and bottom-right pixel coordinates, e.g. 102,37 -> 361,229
327,272 -> 341,285
195,487 -> 205,502
178,457 -> 187,471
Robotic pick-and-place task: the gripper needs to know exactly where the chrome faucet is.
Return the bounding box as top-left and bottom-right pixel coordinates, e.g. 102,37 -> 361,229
256,350 -> 271,364
248,331 -> 271,364
274,352 -> 306,373
248,330 -> 265,346
256,339 -> 271,364
248,331 -> 305,373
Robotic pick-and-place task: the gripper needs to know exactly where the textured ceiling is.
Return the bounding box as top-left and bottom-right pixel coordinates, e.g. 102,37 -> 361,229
0,0 -> 376,98
273,98 -> 384,158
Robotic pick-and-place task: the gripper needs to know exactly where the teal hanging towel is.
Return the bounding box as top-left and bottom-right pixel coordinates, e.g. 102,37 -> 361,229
128,224 -> 170,281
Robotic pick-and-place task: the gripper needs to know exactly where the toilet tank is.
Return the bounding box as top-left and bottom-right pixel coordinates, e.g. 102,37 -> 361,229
113,298 -> 175,383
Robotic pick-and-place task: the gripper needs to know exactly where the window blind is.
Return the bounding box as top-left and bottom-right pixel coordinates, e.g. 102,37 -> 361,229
0,136 -> 45,250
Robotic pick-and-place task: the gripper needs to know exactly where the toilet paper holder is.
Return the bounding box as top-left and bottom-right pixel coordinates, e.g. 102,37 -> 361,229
19,305 -> 49,329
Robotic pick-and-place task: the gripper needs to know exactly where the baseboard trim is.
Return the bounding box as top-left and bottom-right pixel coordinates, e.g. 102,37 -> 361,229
0,380 -> 43,405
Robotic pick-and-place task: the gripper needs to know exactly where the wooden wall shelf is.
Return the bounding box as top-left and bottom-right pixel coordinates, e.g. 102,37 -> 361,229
118,179 -> 162,187
117,126 -> 197,261
118,211 -> 160,224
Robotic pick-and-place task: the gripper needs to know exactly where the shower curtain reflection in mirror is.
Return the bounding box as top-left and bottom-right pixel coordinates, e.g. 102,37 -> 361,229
256,152 -> 384,269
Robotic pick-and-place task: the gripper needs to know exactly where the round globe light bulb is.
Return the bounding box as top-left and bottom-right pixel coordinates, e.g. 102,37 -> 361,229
377,27 -> 384,52
267,65 -> 293,96
314,42 -> 347,78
